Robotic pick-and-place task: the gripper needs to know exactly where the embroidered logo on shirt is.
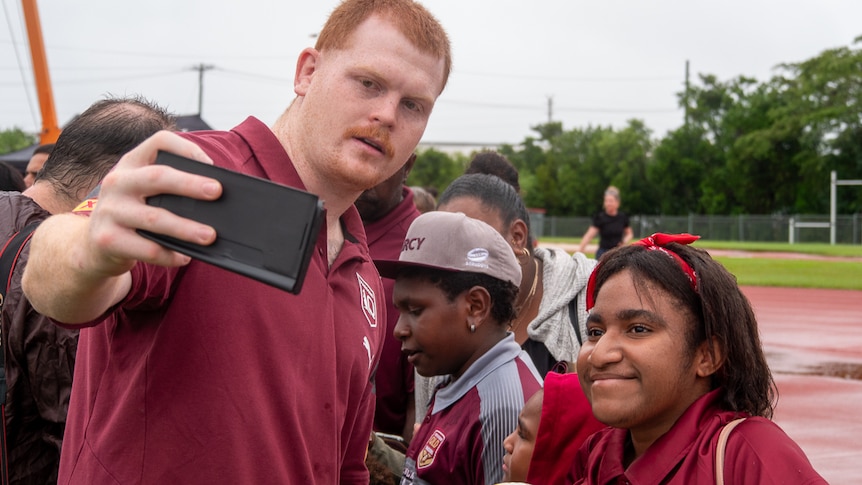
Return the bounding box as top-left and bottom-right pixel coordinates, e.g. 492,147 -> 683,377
363,336 -> 373,370
72,197 -> 98,214
356,273 -> 377,328
417,429 -> 446,469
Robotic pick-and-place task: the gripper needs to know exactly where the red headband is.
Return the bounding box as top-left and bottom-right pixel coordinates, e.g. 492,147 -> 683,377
586,233 -> 700,310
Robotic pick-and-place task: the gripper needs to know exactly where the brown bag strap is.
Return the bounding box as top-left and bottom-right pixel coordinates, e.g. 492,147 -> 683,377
715,417 -> 747,485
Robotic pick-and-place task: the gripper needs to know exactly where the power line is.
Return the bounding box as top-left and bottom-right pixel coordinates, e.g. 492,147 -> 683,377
436,98 -> 677,114
1,0 -> 39,129
0,37 -> 288,61
47,69 -> 189,84
456,70 -> 679,83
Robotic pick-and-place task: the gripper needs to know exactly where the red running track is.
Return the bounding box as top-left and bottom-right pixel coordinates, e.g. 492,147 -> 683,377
743,286 -> 862,484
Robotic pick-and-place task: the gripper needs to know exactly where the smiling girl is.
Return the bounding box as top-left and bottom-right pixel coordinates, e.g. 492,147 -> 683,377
571,233 -> 826,484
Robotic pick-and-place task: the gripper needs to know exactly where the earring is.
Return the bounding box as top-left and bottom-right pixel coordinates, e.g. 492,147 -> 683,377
517,247 -> 531,265
470,323 -> 476,333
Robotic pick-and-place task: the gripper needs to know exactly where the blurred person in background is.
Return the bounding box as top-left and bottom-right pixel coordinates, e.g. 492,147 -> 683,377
23,144 -> 54,188
577,185 -> 633,259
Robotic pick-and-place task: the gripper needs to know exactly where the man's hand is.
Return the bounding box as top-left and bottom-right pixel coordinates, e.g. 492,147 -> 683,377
86,130 -> 223,275
23,131 -> 224,324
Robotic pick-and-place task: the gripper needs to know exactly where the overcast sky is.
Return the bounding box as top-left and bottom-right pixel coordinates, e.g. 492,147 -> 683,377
2,0 -> 860,146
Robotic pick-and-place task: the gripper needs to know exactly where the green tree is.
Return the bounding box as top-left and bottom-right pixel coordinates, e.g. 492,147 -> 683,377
649,125 -> 716,215
0,127 -> 36,154
408,148 -> 464,197
775,38 -> 862,213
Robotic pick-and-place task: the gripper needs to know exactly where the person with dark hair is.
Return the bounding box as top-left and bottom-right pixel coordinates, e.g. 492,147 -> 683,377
375,211 -> 542,485
571,233 -> 826,483
33,96 -> 176,210
23,143 -> 53,188
577,185 -> 633,259
21,1 -> 452,483
464,150 -> 520,192
0,161 -> 26,191
0,95 -> 174,484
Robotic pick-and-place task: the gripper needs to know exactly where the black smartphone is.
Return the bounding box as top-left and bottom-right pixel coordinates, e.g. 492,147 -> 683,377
138,151 -> 324,294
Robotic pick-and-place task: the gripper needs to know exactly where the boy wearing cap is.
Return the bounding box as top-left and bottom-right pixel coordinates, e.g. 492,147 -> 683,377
375,211 -> 542,485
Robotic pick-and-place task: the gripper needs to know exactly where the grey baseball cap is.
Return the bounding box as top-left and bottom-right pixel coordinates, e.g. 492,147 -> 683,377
374,211 -> 521,287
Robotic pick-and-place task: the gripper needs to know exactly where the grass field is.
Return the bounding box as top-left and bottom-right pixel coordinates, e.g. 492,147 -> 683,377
713,257 -> 861,290
539,238 -> 862,290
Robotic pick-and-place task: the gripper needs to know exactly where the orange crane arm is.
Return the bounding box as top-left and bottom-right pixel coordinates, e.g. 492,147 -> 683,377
21,0 -> 60,144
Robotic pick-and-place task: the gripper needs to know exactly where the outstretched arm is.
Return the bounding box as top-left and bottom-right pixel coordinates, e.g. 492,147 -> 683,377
577,226 -> 599,254
22,131 -> 222,324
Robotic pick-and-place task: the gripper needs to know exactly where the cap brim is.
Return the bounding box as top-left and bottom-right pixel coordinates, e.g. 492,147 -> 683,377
374,258 -> 459,280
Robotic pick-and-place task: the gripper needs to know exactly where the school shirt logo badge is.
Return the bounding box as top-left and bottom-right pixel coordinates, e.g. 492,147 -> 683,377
417,429 -> 446,469
356,273 -> 377,328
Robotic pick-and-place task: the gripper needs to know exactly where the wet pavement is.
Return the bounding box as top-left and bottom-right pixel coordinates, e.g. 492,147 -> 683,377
743,286 -> 862,484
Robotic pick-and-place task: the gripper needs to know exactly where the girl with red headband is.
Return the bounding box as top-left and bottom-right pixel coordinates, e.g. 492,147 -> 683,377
571,233 -> 826,484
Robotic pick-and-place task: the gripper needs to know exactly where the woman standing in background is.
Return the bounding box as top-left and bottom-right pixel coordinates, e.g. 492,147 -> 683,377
577,186 -> 633,259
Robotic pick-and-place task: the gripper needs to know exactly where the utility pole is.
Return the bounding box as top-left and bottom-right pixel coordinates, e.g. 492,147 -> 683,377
547,95 -> 554,123
193,63 -> 215,116
684,60 -> 690,129
22,0 -> 61,143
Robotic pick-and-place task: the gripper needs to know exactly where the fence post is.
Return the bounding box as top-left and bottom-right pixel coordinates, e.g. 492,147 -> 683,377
855,213 -> 859,245
789,217 -> 795,244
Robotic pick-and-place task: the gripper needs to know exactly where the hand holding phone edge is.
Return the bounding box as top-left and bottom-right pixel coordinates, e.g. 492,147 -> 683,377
22,131 -> 221,324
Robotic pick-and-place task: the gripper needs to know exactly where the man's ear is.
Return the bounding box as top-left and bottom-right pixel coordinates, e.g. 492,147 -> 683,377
403,153 -> 417,180
695,337 -> 724,378
294,47 -> 319,96
464,286 -> 492,329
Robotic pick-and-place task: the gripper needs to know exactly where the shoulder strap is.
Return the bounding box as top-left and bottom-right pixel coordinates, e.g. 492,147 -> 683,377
568,298 -> 583,346
0,223 -> 40,308
715,417 -> 746,485
0,222 -> 41,401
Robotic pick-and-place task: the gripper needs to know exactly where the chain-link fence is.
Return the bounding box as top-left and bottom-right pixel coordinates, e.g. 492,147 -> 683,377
530,213 -> 862,244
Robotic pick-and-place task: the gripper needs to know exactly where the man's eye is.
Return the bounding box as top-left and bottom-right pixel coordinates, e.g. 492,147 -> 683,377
403,99 -> 421,112
630,324 -> 650,334
586,328 -> 604,338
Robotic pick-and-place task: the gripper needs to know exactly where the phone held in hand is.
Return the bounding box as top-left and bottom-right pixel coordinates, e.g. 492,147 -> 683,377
138,151 -> 324,294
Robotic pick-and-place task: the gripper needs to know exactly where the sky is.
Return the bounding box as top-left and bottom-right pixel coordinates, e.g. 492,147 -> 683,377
2,0 -> 861,146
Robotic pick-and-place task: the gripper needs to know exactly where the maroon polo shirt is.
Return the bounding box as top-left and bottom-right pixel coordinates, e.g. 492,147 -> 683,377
58,117 -> 386,484
570,388 -> 827,484
402,335 -> 542,485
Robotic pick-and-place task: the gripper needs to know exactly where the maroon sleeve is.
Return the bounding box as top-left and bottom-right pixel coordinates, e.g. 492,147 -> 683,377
527,372 -> 605,485
338,374 -> 375,484
722,419 -> 828,484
